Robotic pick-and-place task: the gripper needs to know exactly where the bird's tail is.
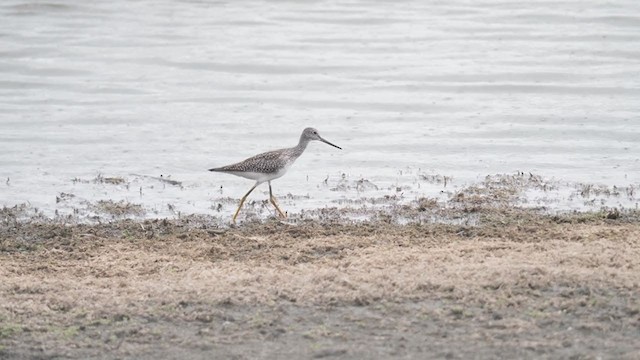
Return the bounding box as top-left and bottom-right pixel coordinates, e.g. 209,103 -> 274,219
208,167 -> 220,172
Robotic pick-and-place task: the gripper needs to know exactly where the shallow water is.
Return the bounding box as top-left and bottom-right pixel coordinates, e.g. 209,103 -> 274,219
1,0 -> 639,219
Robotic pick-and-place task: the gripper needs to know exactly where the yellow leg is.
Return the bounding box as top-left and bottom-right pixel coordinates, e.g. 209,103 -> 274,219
269,182 -> 287,218
232,184 -> 258,224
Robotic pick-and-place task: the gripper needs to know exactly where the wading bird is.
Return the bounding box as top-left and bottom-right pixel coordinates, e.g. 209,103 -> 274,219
209,127 -> 341,223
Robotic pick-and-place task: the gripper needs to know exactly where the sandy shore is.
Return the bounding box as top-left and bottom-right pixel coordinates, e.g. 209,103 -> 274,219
1,206 -> 640,359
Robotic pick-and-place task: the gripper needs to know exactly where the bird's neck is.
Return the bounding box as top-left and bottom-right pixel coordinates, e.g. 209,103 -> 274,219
290,137 -> 310,158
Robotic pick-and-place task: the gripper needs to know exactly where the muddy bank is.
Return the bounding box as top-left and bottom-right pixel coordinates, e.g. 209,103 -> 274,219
1,207 -> 639,359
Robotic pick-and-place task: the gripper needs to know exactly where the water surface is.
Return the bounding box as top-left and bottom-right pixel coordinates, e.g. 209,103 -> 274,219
1,0 -> 639,218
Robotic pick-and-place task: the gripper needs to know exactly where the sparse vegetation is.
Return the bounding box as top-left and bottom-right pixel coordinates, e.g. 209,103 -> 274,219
90,200 -> 145,218
0,205 -> 639,358
72,174 -> 127,185
1,173 -> 640,358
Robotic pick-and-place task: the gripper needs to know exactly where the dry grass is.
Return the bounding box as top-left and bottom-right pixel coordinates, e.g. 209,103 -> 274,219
1,210 -> 640,358
2,218 -> 639,309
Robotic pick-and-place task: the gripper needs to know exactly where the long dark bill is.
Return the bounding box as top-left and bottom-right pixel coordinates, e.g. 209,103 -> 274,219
319,137 -> 342,150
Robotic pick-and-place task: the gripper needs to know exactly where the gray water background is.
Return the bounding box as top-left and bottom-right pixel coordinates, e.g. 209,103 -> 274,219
1,0 -> 639,218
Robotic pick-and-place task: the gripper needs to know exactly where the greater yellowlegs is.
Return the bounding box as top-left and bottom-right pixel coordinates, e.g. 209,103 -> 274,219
209,127 -> 341,223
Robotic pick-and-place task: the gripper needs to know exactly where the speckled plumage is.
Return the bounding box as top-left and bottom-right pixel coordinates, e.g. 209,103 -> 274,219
209,127 -> 341,223
210,147 -> 302,175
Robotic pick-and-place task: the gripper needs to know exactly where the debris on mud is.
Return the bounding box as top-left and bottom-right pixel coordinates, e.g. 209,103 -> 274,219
1,174 -> 640,359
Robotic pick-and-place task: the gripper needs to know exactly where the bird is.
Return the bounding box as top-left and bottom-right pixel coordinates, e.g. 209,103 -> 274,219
209,127 -> 342,223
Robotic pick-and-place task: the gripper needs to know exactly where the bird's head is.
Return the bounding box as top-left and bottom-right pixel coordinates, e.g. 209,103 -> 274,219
301,127 -> 341,149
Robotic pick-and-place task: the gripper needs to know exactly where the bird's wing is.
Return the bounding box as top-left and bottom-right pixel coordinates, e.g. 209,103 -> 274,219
211,149 -> 288,174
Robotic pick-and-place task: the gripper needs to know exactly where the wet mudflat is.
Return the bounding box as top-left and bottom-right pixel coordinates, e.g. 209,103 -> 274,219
1,203 -> 639,359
